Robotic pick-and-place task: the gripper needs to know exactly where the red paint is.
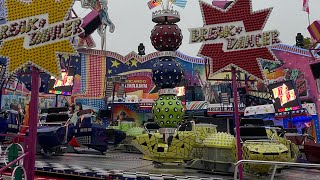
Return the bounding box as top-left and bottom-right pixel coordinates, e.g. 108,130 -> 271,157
200,0 -> 277,80
124,76 -> 153,93
25,67 -> 40,180
232,67 -> 243,180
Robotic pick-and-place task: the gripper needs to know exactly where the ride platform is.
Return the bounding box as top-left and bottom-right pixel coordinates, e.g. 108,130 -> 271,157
1,150 -> 320,179
36,151 -> 320,180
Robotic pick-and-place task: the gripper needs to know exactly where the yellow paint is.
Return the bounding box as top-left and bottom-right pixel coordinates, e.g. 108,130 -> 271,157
111,59 -> 120,68
311,23 -> 320,40
131,59 -> 138,67
0,0 -> 78,78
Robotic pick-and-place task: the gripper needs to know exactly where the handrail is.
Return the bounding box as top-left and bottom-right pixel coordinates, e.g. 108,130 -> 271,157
0,152 -> 29,173
11,166 -> 27,180
0,134 -> 25,137
4,143 -> 25,166
234,160 -> 320,180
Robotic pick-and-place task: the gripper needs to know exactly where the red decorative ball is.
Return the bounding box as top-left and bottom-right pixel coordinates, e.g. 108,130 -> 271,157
150,23 -> 183,51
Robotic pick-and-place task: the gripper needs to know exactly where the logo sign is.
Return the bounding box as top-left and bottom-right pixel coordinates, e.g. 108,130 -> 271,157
0,0 -> 83,78
0,14 -> 82,49
189,21 -> 281,52
125,76 -> 153,93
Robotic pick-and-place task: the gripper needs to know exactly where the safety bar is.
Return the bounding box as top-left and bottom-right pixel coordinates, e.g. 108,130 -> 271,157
234,160 -> 320,180
0,152 -> 29,174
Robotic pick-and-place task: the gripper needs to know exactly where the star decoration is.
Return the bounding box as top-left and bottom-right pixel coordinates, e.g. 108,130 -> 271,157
108,69 -> 112,74
198,0 -> 279,80
125,61 -> 131,66
0,0 -> 80,78
111,60 -> 120,68
131,59 -> 138,67
62,54 -> 70,61
201,44 -> 275,80
235,27 -> 243,34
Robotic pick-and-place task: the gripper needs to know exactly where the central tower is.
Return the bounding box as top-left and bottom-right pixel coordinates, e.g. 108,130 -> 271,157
150,1 -> 185,140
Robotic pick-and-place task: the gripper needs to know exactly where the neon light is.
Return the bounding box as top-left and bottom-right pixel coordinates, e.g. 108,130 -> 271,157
272,83 -> 297,106
49,90 -> 71,96
278,106 -> 300,113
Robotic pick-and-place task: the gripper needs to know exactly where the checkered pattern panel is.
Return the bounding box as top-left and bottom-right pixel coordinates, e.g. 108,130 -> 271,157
75,98 -> 105,109
75,136 -> 91,145
33,161 -> 223,180
80,54 -> 87,94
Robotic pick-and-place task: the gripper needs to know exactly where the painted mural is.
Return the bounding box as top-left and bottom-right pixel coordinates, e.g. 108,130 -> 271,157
260,60 -> 308,97
0,45 -> 317,111
106,56 -> 206,99
112,103 -> 152,126
6,45 -> 310,111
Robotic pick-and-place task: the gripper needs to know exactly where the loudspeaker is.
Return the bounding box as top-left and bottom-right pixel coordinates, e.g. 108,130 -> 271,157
310,62 -> 320,78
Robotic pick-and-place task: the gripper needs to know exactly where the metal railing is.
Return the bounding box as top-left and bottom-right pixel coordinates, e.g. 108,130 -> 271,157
0,133 -> 28,179
234,160 -> 320,180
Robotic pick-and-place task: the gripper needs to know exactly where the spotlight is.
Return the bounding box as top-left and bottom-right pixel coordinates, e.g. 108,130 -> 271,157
138,43 -> 145,56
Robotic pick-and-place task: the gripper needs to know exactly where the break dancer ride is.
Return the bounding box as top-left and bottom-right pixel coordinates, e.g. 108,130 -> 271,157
132,2 -> 197,164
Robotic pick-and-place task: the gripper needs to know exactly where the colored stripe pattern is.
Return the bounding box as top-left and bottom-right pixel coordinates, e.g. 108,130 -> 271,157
87,55 -> 104,97
78,54 -> 106,109
80,54 -> 87,94
308,21 -> 320,41
186,101 -> 208,110
78,49 -> 205,64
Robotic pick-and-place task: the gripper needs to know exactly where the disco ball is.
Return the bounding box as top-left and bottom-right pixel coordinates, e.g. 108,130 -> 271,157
152,95 -> 185,128
152,57 -> 184,89
150,23 -> 183,51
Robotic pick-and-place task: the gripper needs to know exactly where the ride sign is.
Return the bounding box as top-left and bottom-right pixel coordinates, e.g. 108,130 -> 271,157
0,14 -> 82,49
189,21 -> 281,52
0,0 -> 83,78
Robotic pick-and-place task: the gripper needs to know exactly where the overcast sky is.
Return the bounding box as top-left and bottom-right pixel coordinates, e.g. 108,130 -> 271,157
73,0 -> 319,57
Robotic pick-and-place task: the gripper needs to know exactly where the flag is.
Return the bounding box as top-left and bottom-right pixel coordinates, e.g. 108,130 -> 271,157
171,0 -> 187,8
147,0 -> 162,9
303,0 -> 310,14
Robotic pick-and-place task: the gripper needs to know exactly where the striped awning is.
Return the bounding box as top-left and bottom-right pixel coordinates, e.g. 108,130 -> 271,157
186,101 -> 208,110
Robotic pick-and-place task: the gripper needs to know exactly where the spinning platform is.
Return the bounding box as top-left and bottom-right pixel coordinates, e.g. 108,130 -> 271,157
1,150 -> 320,179
34,151 -> 224,179
33,151 -> 320,180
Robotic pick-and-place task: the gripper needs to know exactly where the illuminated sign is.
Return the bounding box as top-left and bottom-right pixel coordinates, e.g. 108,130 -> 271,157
272,83 -> 296,106
0,14 -> 82,49
189,21 -> 280,52
176,86 -> 185,97
269,80 -> 301,112
121,72 -> 154,93
0,0 -> 83,78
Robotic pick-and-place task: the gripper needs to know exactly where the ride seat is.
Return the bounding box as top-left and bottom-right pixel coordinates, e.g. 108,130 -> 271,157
240,126 -> 269,142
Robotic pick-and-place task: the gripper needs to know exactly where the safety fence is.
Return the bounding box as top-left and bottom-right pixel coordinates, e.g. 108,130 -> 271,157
0,133 -> 28,180
234,159 -> 320,180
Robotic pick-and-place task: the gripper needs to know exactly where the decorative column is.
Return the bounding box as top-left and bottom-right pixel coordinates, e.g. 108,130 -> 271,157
150,4 -> 185,141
